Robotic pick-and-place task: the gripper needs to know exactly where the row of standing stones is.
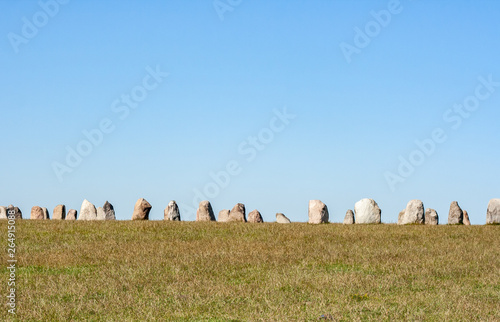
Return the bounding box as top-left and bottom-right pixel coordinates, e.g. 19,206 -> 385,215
1,198 -> 500,225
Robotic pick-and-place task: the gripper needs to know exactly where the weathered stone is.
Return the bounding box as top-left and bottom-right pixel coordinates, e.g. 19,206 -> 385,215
398,209 -> 405,225
78,200 -> 97,220
96,207 -> 106,220
7,205 -> 22,219
0,206 -> 7,219
218,210 -> 231,222
229,203 -> 246,222
344,209 -> 355,225
399,200 -> 425,225
66,209 -> 77,220
424,208 -> 439,225
308,200 -> 329,224
486,199 -> 500,224
132,198 -> 152,220
463,210 -> 471,225
276,213 -> 291,224
42,207 -> 50,220
354,199 -> 381,224
248,210 -> 264,223
53,205 -> 65,220
31,206 -> 44,220
196,201 -> 215,222
448,201 -> 463,225
164,201 -> 180,221
103,201 -> 116,220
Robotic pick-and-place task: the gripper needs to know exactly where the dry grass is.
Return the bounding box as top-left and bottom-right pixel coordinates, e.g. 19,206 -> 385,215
1,221 -> 499,321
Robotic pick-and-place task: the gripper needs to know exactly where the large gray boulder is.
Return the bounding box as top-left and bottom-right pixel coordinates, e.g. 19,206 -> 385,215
66,209 -> 77,220
42,207 -> 50,220
344,209 -> 355,225
103,201 -> 116,220
399,200 -> 425,225
424,208 -> 439,225
248,210 -> 264,223
79,200 -> 97,221
463,210 -> 471,225
53,205 -> 65,220
229,203 -> 246,222
31,206 -> 44,220
276,213 -> 291,224
132,198 -> 152,220
486,199 -> 500,224
218,210 -> 231,222
164,201 -> 180,221
0,206 -> 7,219
196,201 -> 216,222
308,200 -> 329,224
7,205 -> 22,219
354,199 -> 381,224
448,201 -> 463,225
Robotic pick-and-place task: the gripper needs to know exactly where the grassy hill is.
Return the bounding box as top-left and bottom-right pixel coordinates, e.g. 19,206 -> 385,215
1,221 -> 499,321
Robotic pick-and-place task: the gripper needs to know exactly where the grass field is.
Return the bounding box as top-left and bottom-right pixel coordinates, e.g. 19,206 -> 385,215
1,221 -> 499,321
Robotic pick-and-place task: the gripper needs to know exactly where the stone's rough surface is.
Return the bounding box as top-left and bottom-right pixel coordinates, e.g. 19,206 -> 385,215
66,209 -> 77,220
218,210 -> 231,222
96,207 -> 106,220
164,201 -> 181,221
7,205 -> 22,219
42,207 -> 50,220
354,199 -> 381,224
463,210 -> 471,226
0,206 -> 7,219
276,213 -> 291,224
79,200 -> 97,221
248,210 -> 264,223
31,206 -> 44,220
486,199 -> 500,224
344,209 -> 355,225
53,205 -> 65,220
425,208 -> 439,225
132,198 -> 152,220
398,209 -> 405,225
103,201 -> 116,220
399,200 -> 425,225
448,201 -> 464,225
196,201 -> 216,222
229,203 -> 246,222
308,200 -> 329,224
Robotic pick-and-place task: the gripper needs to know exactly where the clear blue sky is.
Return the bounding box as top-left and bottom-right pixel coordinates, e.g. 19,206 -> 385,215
1,0 -> 499,223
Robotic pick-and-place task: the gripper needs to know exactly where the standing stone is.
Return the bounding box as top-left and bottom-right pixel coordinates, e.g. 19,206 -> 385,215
53,205 -> 66,220
132,198 -> 152,220
164,201 -> 180,221
424,208 -> 439,225
0,206 -> 7,219
486,199 -> 500,224
218,210 -> 231,222
463,210 -> 471,226
78,199 -> 97,221
276,213 -> 291,224
248,210 -> 264,223
31,206 -> 44,220
103,201 -> 116,220
42,207 -> 50,220
354,199 -> 381,224
343,209 -> 355,225
448,201 -> 464,225
196,201 -> 216,222
96,207 -> 106,220
229,203 -> 246,222
7,205 -> 22,219
66,209 -> 77,220
399,200 -> 425,225
308,200 -> 329,224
